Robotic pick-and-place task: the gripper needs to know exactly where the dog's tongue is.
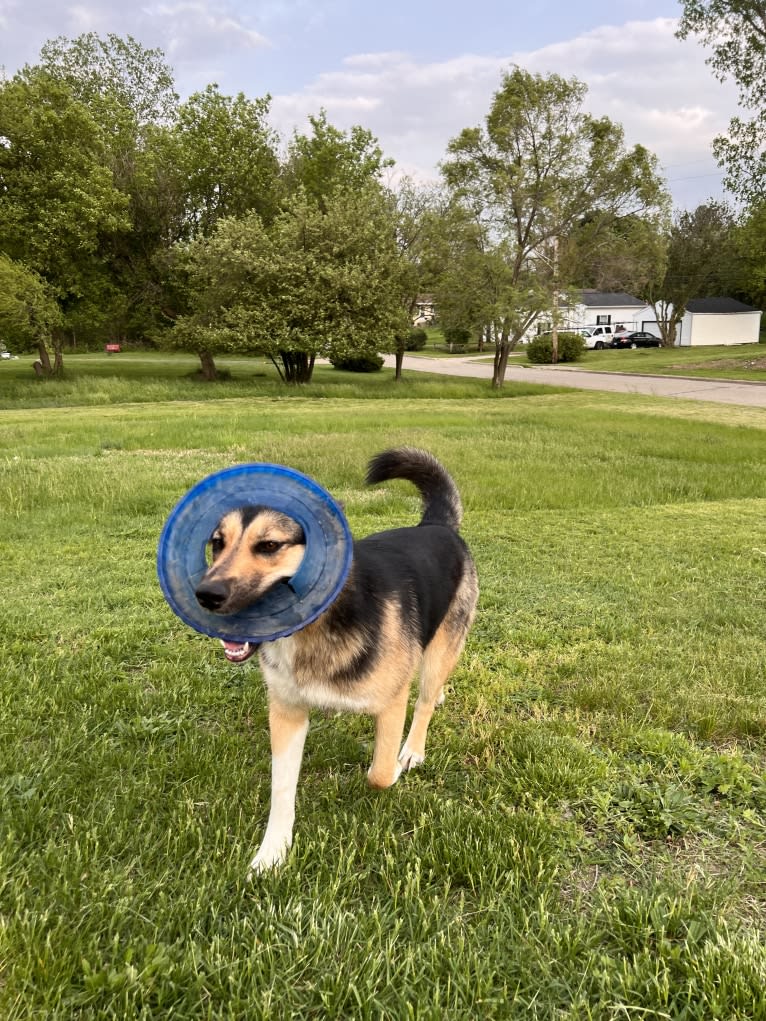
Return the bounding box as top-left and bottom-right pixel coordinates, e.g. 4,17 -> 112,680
220,640 -> 257,664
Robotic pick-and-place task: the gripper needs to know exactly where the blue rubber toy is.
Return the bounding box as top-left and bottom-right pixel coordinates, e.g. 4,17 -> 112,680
157,463 -> 353,644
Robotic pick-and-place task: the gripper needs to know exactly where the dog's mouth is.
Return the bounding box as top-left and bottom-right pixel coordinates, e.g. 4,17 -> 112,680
220,640 -> 259,664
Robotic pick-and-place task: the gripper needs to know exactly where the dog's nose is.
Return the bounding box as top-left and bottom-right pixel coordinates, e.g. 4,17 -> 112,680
195,580 -> 229,612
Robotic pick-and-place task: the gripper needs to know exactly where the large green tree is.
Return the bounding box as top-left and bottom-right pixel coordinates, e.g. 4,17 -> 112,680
0,256 -> 64,373
172,187 -> 407,383
174,85 -> 281,237
642,201 -> 740,347
441,67 -> 669,385
0,71 -> 129,368
677,1 -> 766,204
284,111 -> 391,212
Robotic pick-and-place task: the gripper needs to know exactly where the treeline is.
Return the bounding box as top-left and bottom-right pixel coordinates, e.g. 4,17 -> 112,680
1,26 -> 764,387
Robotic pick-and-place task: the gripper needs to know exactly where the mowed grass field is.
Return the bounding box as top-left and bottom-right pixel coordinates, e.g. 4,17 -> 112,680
1,355 -> 765,1018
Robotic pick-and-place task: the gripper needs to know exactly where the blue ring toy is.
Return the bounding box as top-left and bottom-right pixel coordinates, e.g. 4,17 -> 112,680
157,463 -> 353,643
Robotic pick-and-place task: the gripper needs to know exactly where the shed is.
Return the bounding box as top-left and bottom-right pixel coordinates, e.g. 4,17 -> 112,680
638,297 -> 762,346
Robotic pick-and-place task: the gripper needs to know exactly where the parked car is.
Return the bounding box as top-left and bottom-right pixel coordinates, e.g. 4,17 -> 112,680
611,331 -> 661,349
580,325 -> 614,350
537,325 -> 614,349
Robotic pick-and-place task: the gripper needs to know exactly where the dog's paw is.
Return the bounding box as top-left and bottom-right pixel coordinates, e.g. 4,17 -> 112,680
367,760 -> 403,788
398,745 -> 425,771
435,687 -> 446,707
248,839 -> 289,876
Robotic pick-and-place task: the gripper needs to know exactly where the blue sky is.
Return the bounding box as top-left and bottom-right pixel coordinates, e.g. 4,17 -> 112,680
0,1 -> 739,209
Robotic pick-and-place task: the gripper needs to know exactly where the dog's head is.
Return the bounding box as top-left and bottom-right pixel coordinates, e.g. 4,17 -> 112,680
195,505 -> 306,662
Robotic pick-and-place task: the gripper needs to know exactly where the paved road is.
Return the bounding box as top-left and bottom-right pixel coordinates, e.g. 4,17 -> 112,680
383,355 -> 766,408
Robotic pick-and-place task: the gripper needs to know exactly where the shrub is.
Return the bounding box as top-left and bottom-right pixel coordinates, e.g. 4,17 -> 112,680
527,331 -> 585,364
329,353 -> 384,372
443,325 -> 472,353
406,328 -> 428,351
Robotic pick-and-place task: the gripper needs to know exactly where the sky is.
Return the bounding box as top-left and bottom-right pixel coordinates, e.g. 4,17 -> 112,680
0,0 -> 741,210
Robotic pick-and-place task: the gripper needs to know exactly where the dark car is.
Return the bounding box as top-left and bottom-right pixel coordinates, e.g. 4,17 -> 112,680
611,331 -> 661,349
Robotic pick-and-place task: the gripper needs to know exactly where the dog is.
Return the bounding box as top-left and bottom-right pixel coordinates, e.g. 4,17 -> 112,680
194,448 -> 479,871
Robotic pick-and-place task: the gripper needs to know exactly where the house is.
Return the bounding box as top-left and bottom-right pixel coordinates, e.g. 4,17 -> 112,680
412,294 -> 435,325
637,297 -> 762,346
570,290 -> 646,332
530,289 -> 645,341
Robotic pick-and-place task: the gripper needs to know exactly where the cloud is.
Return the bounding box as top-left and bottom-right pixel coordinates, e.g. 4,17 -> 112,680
270,18 -> 739,208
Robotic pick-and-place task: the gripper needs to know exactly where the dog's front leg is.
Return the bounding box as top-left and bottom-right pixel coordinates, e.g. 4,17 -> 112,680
249,698 -> 309,873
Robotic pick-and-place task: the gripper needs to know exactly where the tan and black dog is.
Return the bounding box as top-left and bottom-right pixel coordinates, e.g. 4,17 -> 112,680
194,448 -> 478,871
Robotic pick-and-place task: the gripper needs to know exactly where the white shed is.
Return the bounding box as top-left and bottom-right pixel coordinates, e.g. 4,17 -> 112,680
638,297 -> 762,346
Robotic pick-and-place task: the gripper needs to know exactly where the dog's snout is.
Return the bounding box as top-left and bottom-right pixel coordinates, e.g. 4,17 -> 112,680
195,580 -> 229,612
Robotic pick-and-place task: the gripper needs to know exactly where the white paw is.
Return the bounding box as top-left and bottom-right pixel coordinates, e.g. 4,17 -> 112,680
248,837 -> 290,875
398,745 -> 425,771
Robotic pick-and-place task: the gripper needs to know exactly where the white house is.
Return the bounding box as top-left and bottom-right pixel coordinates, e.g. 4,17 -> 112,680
568,290 -> 646,332
528,289 -> 646,341
637,297 -> 762,346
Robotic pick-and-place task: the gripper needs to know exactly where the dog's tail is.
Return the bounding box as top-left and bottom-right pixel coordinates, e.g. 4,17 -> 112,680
365,447 -> 463,530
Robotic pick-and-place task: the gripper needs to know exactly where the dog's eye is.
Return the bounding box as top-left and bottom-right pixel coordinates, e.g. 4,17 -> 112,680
209,535 -> 225,555
254,540 -> 282,555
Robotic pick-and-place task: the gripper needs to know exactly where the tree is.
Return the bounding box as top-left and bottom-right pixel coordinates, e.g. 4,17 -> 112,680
642,201 -> 740,347
0,256 -> 64,373
284,111 -> 392,212
14,34 -> 182,348
441,67 -> 669,386
388,179 -> 450,380
174,85 -> 281,237
172,187 -> 407,383
677,2 -> 766,204
34,32 -> 178,130
0,72 -> 129,366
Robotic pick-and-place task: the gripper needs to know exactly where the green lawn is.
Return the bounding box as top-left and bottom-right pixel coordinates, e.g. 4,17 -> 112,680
1,356 -> 765,1018
552,343 -> 766,381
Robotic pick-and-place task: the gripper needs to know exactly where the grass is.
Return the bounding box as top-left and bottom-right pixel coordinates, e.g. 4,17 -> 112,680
1,354 -> 765,1018
544,343 -> 766,381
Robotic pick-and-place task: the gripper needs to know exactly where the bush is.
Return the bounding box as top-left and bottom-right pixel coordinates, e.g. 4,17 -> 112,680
527,331 -> 585,364
406,328 -> 428,351
329,353 -> 384,372
443,325 -> 472,353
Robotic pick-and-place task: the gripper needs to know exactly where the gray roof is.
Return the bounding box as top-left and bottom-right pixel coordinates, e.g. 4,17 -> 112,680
686,297 -> 757,314
580,290 -> 644,308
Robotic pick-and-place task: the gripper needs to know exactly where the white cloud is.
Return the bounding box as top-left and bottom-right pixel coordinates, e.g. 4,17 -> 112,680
271,17 -> 739,208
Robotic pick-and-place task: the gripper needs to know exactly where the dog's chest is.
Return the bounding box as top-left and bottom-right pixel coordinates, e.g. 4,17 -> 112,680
258,638 -> 372,713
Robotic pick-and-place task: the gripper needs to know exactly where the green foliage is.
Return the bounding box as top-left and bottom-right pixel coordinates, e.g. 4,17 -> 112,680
527,331 -> 585,363
443,324 -> 472,352
329,353 -> 384,372
173,85 -> 281,235
643,202 -> 740,347
0,71 -> 129,300
442,66 -> 669,385
0,255 -> 63,352
406,328 -> 428,351
284,110 -> 391,212
172,186 -> 408,381
677,2 -> 766,203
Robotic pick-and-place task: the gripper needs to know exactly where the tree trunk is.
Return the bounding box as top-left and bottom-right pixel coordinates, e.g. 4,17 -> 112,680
36,341 -> 54,376
53,343 -> 64,377
279,350 -> 315,383
198,349 -> 218,381
394,347 -> 404,381
492,339 -> 511,388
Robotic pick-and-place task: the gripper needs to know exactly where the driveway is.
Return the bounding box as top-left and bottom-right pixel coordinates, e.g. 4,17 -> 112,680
384,355 -> 766,408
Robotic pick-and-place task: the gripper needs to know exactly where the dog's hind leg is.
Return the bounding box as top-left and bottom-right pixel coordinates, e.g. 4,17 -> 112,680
367,684 -> 410,789
399,626 -> 465,772
249,698 -> 310,873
